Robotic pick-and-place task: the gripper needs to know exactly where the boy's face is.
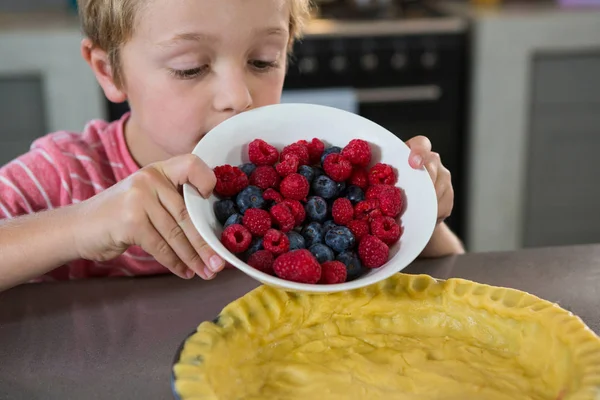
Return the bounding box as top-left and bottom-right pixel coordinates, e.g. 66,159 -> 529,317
117,0 -> 291,162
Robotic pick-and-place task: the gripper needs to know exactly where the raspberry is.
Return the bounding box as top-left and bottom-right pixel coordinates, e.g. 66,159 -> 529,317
354,199 -> 383,222
323,154 -> 353,182
263,229 -> 290,256
332,198 -> 354,226
275,154 -> 299,177
270,203 -> 295,233
299,138 -> 325,165
319,261 -> 347,284
213,165 -> 249,197
263,188 -> 283,204
281,199 -> 306,226
242,208 -> 272,237
365,184 -> 386,200
370,216 -> 402,245
347,219 -> 370,241
341,139 -> 371,168
273,249 -> 321,284
366,184 -> 403,217
369,163 -> 397,186
221,224 -> 252,254
358,235 -> 389,268
280,173 -> 309,201
349,168 -> 369,190
248,139 -> 279,166
281,143 -> 310,166
250,166 -> 280,190
247,250 -> 274,274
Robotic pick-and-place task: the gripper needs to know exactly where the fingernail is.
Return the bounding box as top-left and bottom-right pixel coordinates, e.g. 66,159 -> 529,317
204,267 -> 215,279
185,269 -> 195,279
209,255 -> 223,272
411,155 -> 423,168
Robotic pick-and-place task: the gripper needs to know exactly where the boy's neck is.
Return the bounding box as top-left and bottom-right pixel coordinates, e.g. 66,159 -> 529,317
123,114 -> 171,168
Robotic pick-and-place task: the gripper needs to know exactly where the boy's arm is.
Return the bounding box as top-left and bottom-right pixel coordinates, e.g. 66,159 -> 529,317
0,144 -> 81,290
419,222 -> 465,259
0,206 -> 81,291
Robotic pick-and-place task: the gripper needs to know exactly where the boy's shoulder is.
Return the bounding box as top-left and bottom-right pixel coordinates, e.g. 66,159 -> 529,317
30,118 -> 118,154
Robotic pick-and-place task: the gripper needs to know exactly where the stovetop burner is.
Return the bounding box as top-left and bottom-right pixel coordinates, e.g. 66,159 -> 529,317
314,0 -> 445,21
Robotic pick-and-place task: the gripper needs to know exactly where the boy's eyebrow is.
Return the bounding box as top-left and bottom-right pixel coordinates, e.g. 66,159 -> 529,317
158,27 -> 288,47
158,32 -> 216,47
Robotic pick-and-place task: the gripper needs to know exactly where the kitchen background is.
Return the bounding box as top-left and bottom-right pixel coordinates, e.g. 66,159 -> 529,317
0,0 -> 599,254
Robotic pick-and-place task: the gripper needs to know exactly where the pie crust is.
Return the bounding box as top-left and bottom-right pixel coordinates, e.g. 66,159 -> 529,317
172,273 -> 600,400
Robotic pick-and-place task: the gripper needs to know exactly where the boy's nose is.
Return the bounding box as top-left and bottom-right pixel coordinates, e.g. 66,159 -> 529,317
212,70 -> 252,114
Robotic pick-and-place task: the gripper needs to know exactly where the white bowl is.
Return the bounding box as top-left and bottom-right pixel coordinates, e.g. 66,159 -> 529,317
183,103 -> 437,293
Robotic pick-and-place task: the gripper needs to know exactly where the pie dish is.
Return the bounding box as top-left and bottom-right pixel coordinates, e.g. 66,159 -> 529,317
171,273 -> 600,400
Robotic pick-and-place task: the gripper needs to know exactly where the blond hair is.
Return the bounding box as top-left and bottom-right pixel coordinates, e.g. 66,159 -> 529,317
77,0 -> 312,88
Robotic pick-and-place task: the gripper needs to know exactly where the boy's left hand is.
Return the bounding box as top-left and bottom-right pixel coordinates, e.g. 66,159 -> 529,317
405,136 -> 454,225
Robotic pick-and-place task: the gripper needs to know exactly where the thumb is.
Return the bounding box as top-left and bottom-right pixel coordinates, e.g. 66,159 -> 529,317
156,154 -> 216,198
405,135 -> 432,169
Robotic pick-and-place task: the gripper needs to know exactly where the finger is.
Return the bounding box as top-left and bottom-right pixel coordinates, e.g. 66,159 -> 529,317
145,196 -> 216,280
423,152 -> 440,185
405,135 -> 432,169
433,165 -> 452,201
158,154 -> 217,199
154,180 -> 225,275
138,218 -> 194,279
436,188 -> 454,223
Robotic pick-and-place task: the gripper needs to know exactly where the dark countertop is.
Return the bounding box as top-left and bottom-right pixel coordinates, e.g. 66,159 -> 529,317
1,244 -> 599,399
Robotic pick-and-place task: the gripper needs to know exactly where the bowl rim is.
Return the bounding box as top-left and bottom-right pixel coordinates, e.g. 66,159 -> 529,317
183,103 -> 438,293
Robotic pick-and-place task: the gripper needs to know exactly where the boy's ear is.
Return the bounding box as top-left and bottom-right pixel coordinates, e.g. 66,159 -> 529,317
81,38 -> 127,104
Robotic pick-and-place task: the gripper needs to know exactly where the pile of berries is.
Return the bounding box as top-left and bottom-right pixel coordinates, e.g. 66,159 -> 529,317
212,138 -> 404,285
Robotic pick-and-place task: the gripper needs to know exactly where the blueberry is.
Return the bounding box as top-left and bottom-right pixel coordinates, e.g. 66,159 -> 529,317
321,146 -> 342,165
214,199 -> 238,225
309,243 -> 335,264
247,238 -> 264,256
224,213 -> 243,228
236,185 -> 264,214
345,185 -> 365,204
312,175 -> 338,199
298,165 -> 315,183
301,222 -> 324,247
305,196 -> 328,222
322,220 -> 338,236
287,231 -> 306,251
239,163 -> 256,177
337,181 -> 347,196
325,226 -> 355,253
337,252 -> 366,281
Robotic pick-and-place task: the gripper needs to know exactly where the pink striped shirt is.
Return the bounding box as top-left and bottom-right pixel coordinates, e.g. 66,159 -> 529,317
0,113 -> 169,281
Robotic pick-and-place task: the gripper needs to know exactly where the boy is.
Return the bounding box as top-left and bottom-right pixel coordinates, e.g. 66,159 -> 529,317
0,0 -> 464,291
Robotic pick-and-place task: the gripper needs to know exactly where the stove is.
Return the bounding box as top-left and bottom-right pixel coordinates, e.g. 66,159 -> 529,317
314,0 -> 446,21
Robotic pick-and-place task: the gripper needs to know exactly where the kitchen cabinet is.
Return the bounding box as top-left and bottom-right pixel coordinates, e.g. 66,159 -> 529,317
524,51 -> 600,248
437,1 -> 600,252
0,76 -> 47,165
0,12 -> 106,164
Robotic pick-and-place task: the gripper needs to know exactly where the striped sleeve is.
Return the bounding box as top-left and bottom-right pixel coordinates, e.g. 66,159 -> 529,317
0,146 -> 66,219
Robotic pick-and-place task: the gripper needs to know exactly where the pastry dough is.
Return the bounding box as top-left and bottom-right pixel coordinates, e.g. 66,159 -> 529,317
172,273 -> 600,400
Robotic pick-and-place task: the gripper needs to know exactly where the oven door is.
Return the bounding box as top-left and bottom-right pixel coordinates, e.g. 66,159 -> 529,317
280,87 -> 358,114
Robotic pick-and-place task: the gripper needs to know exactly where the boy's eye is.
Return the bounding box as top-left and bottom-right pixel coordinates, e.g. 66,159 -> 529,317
249,60 -> 278,71
170,66 -> 208,80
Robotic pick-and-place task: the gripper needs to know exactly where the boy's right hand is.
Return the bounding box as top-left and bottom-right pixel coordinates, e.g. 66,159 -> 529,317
73,154 -> 225,280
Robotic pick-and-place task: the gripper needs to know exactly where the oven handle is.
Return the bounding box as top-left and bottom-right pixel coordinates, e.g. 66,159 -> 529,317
356,85 -> 441,103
